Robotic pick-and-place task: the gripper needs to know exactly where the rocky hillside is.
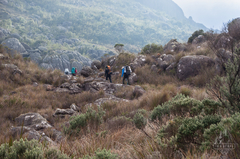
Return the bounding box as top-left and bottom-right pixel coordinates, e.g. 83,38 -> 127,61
0,0 -> 207,54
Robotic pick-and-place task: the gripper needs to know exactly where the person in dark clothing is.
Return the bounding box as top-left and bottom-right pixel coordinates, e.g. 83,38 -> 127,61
121,65 -> 132,85
105,65 -> 112,83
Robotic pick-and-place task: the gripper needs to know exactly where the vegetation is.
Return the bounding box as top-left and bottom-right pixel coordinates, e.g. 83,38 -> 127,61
0,0 -> 207,53
188,29 -> 205,43
140,43 -> 163,54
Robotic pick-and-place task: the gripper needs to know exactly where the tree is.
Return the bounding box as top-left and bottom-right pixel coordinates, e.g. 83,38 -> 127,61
188,29 -> 204,43
114,44 -> 124,53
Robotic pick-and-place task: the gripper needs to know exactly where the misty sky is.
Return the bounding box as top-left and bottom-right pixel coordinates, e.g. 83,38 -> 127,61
172,0 -> 240,30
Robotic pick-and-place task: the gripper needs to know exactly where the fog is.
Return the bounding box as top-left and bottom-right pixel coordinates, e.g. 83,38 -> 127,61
172,0 -> 240,30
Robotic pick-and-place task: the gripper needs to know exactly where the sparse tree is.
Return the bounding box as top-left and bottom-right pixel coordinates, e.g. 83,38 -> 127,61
114,44 -> 124,53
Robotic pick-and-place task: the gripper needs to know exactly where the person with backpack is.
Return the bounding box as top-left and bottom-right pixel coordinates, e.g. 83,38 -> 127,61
121,65 -> 132,85
64,68 -> 70,75
105,65 -> 112,83
71,67 -> 77,76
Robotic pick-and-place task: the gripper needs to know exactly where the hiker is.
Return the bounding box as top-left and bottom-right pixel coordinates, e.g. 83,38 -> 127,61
121,65 -> 132,85
71,67 -> 77,76
105,65 -> 112,83
64,68 -> 70,75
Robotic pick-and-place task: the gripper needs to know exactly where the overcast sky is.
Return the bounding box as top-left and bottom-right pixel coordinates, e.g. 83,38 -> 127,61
172,0 -> 240,30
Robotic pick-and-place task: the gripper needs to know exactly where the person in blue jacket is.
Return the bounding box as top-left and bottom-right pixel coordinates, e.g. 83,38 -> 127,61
121,65 -> 132,85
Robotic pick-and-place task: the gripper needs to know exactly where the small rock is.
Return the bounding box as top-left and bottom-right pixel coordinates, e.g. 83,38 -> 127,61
33,82 -> 38,87
133,85 -> 145,98
53,108 -> 75,117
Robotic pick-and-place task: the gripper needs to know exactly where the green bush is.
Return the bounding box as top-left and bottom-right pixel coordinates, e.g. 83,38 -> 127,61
133,112 -> 147,130
45,148 -> 69,159
157,115 -> 221,151
0,138 -> 44,159
141,43 -> 163,54
208,57 -> 240,114
0,138 -> 70,159
66,107 -> 105,134
188,29 -> 205,43
80,149 -> 118,159
150,94 -> 222,121
95,149 -> 118,159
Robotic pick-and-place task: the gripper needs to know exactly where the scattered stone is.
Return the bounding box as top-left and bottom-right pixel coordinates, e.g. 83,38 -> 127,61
129,73 -> 138,84
45,85 -> 54,91
133,85 -> 146,98
15,113 -> 52,130
53,108 -> 75,117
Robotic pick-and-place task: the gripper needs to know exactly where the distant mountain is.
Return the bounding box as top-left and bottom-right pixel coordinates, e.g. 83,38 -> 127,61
0,0 -> 207,55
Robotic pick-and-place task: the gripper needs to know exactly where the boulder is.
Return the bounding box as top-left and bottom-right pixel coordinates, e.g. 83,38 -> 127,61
84,81 -> 122,94
0,0 -> 8,5
130,55 -> 146,71
3,64 -> 22,75
177,55 -> 215,80
53,108 -> 75,117
157,54 -> 175,70
38,46 -> 48,52
1,38 -> 27,56
91,60 -> 101,69
29,53 -> 42,64
10,126 -> 54,144
129,73 -> 138,84
98,72 -> 105,77
164,39 -> 186,53
10,33 -> 21,40
80,66 -> 93,77
133,85 -> 145,98
0,53 -> 8,60
21,42 -> 32,51
151,64 -> 158,72
192,35 -> 206,45
15,113 -> 52,130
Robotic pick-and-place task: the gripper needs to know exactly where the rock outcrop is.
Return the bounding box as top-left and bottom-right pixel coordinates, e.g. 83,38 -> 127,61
163,39 -> 186,53
130,55 -> 146,71
177,55 -> 215,80
1,38 -> 28,56
11,113 -> 63,144
157,54 -> 175,70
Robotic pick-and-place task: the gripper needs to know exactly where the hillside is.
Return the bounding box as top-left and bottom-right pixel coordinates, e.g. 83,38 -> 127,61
0,0 -> 207,54
0,17 -> 240,158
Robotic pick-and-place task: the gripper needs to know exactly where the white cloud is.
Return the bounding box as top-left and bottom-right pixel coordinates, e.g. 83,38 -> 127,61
172,0 -> 240,29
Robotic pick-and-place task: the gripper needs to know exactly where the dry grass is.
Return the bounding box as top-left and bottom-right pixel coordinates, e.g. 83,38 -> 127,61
136,65 -> 179,86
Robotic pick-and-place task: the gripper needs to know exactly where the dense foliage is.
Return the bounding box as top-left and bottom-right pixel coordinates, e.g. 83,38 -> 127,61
187,29 -> 205,43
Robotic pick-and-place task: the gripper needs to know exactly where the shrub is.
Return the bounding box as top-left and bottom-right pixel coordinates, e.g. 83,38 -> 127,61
95,148 -> 118,159
45,148 -> 70,159
65,107 -> 105,134
141,43 -> 163,54
208,57 -> 240,114
179,86 -> 192,97
0,138 -> 44,159
157,115 -> 221,151
133,112 -> 147,130
188,29 -> 205,43
150,94 -> 222,121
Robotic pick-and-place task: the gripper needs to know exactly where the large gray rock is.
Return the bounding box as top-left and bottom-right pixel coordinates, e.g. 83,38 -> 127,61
129,73 -> 138,84
91,60 -> 101,69
130,55 -> 145,71
80,66 -> 93,77
177,55 -> 215,80
40,63 -> 54,70
15,113 -> 52,130
192,35 -> 205,45
3,64 -> 22,75
157,54 -> 175,70
90,97 -> 129,107
84,81 -> 123,94
29,53 -> 42,64
133,85 -> 145,98
164,39 -> 186,53
0,0 -> 8,5
10,33 -> 21,40
1,38 -> 27,56
53,108 -> 76,117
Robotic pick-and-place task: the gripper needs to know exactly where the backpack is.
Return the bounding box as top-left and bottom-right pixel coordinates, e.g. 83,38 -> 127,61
126,66 -> 131,75
107,65 -> 111,74
71,67 -> 76,74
